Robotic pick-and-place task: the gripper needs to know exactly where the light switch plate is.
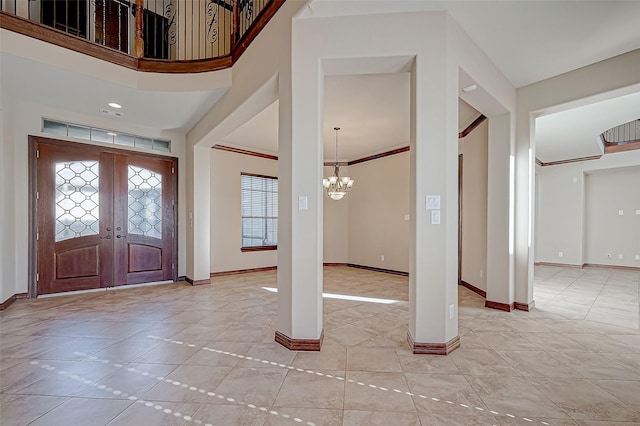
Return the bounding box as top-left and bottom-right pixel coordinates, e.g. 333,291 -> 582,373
426,195 -> 440,210
619,210 -> 624,215
298,196 -> 308,211
431,210 -> 441,225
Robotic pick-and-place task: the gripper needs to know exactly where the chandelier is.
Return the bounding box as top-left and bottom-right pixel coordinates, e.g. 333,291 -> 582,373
323,127 -> 354,200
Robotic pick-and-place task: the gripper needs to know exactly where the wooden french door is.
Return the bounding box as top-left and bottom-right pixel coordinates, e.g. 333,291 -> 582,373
32,137 -> 177,295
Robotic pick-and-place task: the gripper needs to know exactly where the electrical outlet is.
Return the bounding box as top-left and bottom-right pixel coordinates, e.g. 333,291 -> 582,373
404,214 -> 410,221
635,255 -> 640,261
449,304 -> 455,319
618,254 -> 624,260
619,210 -> 624,216
636,210 -> 640,215
380,255 -> 385,261
558,252 -> 564,258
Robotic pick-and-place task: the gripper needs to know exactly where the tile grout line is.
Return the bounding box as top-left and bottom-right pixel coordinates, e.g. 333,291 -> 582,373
146,335 -> 550,425
70,352 -> 316,425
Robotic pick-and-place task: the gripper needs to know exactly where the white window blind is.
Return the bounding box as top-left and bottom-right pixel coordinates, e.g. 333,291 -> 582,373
241,173 -> 278,248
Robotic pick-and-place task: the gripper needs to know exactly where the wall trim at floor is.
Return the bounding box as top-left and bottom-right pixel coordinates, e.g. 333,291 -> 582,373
534,262 -> 583,268
185,277 -> 211,286
275,330 -> 324,351
407,332 -> 460,355
535,261 -> 640,272
582,263 -> 640,272
346,263 -> 409,277
460,280 -> 487,298
210,266 -> 277,277
0,293 -> 28,311
515,301 -> 536,311
485,300 -> 515,312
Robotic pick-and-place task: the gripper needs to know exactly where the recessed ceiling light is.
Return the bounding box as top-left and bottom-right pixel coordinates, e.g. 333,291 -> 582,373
462,84 -> 477,93
108,102 -> 122,109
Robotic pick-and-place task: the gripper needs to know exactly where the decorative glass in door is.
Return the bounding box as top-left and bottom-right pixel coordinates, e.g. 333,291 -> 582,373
54,161 -> 100,242
128,165 -> 162,239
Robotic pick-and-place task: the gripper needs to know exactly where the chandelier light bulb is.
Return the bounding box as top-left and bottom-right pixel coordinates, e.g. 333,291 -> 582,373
322,127 -> 354,201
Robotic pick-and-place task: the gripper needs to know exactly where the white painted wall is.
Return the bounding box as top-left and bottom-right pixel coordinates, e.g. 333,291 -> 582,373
535,150 -> 640,267
459,119 -> 488,291
585,166 -> 640,267
536,164 -> 585,266
518,49 -> 640,306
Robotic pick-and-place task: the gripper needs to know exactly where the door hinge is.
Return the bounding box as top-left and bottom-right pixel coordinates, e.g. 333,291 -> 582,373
36,272 -> 39,282
172,263 -> 175,270
36,231 -> 39,241
171,199 -> 175,206
172,167 -> 175,174
36,149 -> 39,159
36,191 -> 39,200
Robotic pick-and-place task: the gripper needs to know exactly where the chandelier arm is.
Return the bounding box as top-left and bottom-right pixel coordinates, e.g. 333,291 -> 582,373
335,128 -> 339,165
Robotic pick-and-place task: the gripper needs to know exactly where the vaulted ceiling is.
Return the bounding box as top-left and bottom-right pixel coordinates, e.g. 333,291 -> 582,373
2,1 -> 639,163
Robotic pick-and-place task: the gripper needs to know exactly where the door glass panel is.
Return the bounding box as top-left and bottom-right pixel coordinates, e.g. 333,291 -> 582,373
55,161 -> 100,242
128,165 -> 162,239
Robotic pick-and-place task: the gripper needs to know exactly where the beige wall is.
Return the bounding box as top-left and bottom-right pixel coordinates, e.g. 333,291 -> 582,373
535,150 -> 640,267
347,152 -> 410,273
209,155 -> 350,272
585,166 -> 640,267
459,120 -> 488,291
210,149 -> 277,272
0,93 -> 16,303
322,165 -> 349,263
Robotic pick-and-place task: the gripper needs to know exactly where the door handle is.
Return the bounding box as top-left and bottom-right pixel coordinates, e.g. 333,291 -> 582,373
116,234 -> 127,239
101,235 -> 112,240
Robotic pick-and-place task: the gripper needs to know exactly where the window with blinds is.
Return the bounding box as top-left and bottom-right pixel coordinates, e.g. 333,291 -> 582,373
241,173 -> 278,250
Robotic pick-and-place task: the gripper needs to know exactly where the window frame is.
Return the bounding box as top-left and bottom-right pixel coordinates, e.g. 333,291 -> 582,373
240,172 -> 278,252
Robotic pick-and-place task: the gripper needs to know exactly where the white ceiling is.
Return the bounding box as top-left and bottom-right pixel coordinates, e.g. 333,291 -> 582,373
2,1 -> 639,162
301,0 -> 640,89
223,73 -> 481,161
0,53 -> 227,132
535,92 -> 640,163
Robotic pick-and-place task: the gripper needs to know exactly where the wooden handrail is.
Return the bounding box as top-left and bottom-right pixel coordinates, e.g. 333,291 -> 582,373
0,0 -> 285,74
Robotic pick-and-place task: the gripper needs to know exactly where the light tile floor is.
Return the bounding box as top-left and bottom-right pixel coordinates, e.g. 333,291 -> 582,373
1,265 -> 639,425
534,265 -> 640,330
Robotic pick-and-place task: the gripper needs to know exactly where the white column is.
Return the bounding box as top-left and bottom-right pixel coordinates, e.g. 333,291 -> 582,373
275,40 -> 323,350
408,44 -> 460,354
514,114 -> 535,310
186,144 -> 211,285
486,114 -> 515,309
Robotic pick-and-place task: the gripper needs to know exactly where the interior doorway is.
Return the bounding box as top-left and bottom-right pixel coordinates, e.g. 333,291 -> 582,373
30,136 -> 178,296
